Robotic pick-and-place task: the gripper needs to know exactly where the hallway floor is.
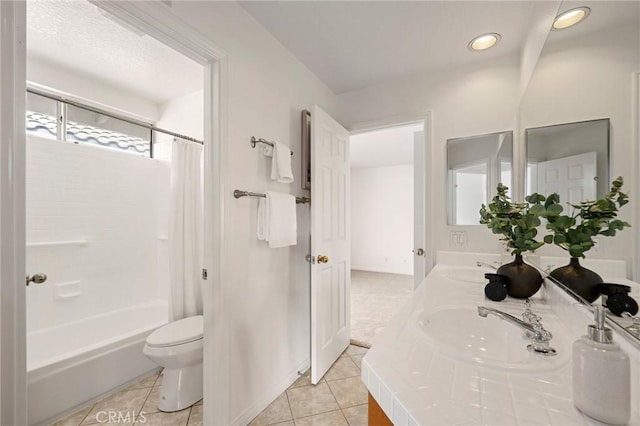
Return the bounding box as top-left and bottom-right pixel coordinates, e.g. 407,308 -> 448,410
350,270 -> 414,347
54,345 -> 368,426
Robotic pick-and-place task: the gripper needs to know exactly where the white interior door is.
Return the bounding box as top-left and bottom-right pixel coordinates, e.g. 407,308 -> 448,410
0,2 -> 28,424
536,152 -> 597,206
413,131 -> 427,289
310,105 -> 350,384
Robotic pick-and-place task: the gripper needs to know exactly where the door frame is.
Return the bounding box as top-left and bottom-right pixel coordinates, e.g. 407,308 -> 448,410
2,2 -> 231,424
348,111 -> 434,278
0,2 -> 27,424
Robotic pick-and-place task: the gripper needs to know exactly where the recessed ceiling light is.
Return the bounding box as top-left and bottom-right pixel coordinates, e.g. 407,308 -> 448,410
468,33 -> 501,51
553,7 -> 591,30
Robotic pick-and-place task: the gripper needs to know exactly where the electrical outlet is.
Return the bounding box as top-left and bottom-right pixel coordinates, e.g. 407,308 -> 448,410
450,231 -> 467,247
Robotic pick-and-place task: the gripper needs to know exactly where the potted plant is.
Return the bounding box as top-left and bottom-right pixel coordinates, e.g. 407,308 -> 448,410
540,176 -> 630,302
479,183 -> 546,298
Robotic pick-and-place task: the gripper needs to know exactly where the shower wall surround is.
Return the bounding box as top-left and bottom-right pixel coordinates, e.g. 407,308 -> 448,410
26,135 -> 171,332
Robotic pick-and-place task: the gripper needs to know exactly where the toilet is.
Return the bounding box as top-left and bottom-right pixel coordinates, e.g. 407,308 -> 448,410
143,315 -> 203,412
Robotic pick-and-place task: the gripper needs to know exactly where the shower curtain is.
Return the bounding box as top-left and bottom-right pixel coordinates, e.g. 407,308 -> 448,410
169,139 -> 203,321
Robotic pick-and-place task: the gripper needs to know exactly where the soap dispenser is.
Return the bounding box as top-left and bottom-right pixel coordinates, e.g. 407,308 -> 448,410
573,306 -> 630,425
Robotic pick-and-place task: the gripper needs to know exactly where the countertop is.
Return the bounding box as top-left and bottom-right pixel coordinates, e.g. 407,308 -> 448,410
361,253 -> 640,425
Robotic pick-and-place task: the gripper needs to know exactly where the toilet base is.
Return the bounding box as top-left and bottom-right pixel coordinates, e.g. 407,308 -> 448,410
157,363 -> 203,412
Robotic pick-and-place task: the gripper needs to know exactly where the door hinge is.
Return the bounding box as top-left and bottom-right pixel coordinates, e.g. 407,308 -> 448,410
202,269 -> 208,280
306,254 -> 316,264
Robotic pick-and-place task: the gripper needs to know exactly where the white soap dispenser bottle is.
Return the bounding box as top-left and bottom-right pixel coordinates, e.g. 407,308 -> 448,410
573,305 -> 630,425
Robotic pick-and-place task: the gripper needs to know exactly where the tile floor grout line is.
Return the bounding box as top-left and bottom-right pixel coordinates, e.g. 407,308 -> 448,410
283,383 -> 295,424
185,406 -> 193,426
76,403 -> 94,426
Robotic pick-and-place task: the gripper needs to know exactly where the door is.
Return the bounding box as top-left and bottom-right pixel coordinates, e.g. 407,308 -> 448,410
0,1 -> 28,424
536,152 -> 597,206
310,105 -> 350,384
413,131 -> 427,289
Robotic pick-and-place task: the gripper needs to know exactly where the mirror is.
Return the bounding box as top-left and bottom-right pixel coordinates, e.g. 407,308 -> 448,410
520,0 -> 640,342
526,118 -> 609,203
446,131 -> 513,225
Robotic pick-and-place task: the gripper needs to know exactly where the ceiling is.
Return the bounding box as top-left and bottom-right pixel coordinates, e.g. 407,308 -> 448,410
351,123 -> 422,169
27,0 -> 203,105
240,1 -> 536,94
239,1 -> 637,95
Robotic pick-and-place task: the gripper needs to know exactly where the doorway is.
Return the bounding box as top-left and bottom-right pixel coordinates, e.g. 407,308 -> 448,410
0,2 -> 228,424
348,122 -> 423,347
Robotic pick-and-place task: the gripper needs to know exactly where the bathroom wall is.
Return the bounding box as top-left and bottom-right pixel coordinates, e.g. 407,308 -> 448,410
155,89 -> 204,161
338,53 -> 522,262
163,2 -> 338,424
27,56 -> 161,122
26,135 -> 170,333
351,165 -> 413,275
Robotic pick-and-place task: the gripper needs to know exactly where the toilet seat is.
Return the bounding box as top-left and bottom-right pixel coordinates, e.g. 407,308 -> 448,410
146,315 -> 203,348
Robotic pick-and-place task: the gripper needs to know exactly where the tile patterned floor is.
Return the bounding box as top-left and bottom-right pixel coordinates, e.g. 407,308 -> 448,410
54,345 -> 368,426
249,345 -> 369,426
53,371 -> 203,426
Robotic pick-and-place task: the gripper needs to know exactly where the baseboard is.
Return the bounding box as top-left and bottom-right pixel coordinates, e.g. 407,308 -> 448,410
351,267 -> 413,276
231,358 -> 309,426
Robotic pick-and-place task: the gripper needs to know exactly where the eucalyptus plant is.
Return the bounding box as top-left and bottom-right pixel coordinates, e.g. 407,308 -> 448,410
479,183 -> 546,255
540,176 -> 630,258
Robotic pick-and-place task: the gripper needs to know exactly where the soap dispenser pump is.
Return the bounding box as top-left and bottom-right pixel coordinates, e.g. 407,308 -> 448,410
573,306 -> 630,425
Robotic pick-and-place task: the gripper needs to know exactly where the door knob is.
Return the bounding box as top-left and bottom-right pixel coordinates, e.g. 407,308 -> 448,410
26,273 -> 47,287
413,248 -> 425,256
317,255 -> 329,264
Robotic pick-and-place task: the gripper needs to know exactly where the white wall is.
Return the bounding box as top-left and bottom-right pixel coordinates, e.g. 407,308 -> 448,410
155,89 -> 204,161
25,135 -> 170,333
351,165 -> 413,275
338,53 -> 522,260
27,56 -> 161,122
520,23 -> 639,273
164,2 -> 338,424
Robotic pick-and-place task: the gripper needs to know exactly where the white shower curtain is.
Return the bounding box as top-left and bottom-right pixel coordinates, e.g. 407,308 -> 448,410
169,139 -> 203,321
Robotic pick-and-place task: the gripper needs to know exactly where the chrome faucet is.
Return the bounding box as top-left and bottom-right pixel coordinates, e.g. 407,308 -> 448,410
476,261 -> 499,270
477,306 -> 557,355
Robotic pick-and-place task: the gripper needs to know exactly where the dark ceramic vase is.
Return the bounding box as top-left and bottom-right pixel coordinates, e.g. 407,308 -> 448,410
550,257 -> 603,303
496,254 -> 543,299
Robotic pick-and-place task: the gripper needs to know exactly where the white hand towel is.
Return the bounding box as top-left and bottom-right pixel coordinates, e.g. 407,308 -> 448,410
263,142 -> 294,183
256,192 -> 297,248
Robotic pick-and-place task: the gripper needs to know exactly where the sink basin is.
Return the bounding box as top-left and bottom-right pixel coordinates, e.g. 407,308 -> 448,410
444,267 -> 494,284
413,306 -> 569,372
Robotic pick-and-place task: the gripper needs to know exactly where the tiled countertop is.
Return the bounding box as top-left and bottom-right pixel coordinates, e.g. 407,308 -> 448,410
361,252 -> 640,425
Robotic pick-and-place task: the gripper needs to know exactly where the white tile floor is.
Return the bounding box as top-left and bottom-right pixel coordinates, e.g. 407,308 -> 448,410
54,371 -> 202,426
249,345 -> 369,426
54,345 -> 367,426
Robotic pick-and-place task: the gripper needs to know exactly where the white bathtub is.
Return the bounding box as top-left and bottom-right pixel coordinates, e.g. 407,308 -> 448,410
27,301 -> 168,425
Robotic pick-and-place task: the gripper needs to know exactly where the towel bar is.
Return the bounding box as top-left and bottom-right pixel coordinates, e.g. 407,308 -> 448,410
234,189 -> 310,204
251,136 -> 294,156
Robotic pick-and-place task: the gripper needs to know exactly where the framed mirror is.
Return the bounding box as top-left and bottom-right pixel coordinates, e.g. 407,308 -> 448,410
520,0 -> 639,343
526,118 -> 609,205
447,131 -> 513,225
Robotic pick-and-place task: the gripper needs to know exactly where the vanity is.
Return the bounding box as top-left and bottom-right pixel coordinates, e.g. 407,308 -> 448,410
362,251 -> 640,425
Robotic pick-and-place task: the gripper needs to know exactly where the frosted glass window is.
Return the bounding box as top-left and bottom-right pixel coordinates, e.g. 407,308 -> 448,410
66,105 -> 150,156
26,92 -> 57,140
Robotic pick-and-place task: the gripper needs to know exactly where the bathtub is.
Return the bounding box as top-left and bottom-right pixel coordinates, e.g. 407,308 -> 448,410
27,301 -> 168,425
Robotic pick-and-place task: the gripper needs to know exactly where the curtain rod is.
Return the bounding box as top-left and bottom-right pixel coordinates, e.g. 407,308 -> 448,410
27,87 -> 204,145
234,189 -> 311,204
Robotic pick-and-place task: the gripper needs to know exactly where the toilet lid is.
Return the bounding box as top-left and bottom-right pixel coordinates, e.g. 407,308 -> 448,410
146,315 -> 203,347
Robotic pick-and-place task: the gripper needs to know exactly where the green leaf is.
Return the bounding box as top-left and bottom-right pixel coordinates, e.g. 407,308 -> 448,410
546,204 -> 563,217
